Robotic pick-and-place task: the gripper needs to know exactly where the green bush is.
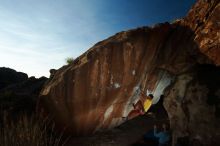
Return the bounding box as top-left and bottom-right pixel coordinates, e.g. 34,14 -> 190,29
65,57 -> 74,64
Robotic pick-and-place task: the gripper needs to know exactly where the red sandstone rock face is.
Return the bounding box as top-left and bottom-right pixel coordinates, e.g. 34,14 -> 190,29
183,0 -> 220,65
40,24 -> 180,135
40,1 -> 220,144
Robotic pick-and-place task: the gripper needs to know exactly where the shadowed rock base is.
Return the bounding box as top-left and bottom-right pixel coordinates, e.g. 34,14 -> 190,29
67,112 -> 168,146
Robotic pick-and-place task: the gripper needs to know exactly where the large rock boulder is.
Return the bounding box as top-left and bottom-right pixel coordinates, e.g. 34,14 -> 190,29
40,23 -> 193,134
40,0 -> 220,145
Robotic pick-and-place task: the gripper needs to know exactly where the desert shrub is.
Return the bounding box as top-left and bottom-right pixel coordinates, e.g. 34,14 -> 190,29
0,113 -> 68,146
65,57 -> 74,64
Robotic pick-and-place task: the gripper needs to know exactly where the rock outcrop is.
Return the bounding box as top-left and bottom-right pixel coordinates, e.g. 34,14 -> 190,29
183,0 -> 220,65
0,68 -> 47,117
40,0 -> 220,145
0,67 -> 28,90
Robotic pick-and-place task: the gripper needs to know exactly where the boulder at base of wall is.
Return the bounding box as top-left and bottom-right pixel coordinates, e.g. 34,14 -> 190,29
164,64 -> 220,146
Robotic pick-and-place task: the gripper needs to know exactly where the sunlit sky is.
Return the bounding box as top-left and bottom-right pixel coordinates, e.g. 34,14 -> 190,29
0,0 -> 195,77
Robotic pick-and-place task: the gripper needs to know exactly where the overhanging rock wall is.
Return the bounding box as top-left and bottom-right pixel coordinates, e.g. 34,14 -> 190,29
40,0 -> 220,145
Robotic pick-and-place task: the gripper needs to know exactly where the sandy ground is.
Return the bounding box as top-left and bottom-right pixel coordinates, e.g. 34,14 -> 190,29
66,112 -> 169,146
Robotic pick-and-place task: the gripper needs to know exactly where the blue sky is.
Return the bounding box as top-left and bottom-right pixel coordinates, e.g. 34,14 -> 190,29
0,0 -> 195,77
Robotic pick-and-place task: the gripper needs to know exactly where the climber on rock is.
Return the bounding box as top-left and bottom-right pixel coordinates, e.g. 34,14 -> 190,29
143,93 -> 154,112
126,92 -> 154,120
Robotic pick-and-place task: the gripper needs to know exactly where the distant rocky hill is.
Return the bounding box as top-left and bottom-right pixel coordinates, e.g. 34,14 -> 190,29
0,67 -> 28,90
40,0 -> 220,145
0,67 -> 47,117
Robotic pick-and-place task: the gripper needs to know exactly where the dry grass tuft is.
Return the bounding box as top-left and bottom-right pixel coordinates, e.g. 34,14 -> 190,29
0,112 -> 68,146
